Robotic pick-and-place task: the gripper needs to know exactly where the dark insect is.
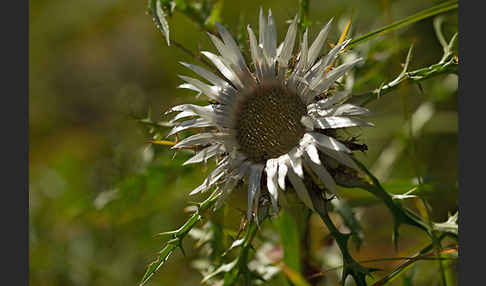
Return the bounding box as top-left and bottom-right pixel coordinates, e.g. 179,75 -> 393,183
343,136 -> 368,152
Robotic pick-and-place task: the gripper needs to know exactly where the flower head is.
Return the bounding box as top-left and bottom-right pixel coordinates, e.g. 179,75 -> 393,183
166,9 -> 373,220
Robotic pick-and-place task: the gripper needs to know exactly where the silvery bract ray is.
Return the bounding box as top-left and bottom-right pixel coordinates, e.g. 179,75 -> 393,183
166,9 -> 373,220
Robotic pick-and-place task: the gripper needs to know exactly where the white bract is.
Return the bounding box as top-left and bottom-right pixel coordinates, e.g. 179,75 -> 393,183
166,9 -> 373,219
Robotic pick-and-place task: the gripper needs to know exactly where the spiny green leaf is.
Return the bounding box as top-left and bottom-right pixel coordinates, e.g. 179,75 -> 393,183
139,243 -> 178,286
139,192 -> 222,285
351,158 -> 430,248
148,0 -> 171,45
349,38 -> 457,107
152,230 -> 178,241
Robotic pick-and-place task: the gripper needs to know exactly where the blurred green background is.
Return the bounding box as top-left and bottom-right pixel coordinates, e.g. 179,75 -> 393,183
29,0 -> 457,285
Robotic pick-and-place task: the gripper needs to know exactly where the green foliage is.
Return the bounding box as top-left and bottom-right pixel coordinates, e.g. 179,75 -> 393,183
143,1 -> 458,283
276,210 -> 302,273
139,191 -> 222,286
308,186 -> 380,286
147,0 -> 224,46
298,0 -> 312,33
30,0 -> 458,285
347,0 -> 458,49
350,29 -> 458,106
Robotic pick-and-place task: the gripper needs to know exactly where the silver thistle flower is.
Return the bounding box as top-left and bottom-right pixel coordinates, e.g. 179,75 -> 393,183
166,9 -> 373,220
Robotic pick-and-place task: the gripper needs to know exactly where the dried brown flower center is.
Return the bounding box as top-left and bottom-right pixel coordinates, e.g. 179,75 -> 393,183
235,85 -> 307,163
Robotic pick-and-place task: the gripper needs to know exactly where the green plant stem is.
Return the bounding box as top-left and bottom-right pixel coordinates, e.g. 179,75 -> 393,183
309,242 -> 456,280
236,222 -> 259,283
349,56 -> 457,107
402,49 -> 449,285
298,0 -> 311,32
308,184 -> 375,286
371,234 -> 450,286
222,216 -> 263,285
350,8 -> 458,108
347,0 -> 458,49
350,159 -> 431,245
420,197 -> 448,286
139,191 -> 222,286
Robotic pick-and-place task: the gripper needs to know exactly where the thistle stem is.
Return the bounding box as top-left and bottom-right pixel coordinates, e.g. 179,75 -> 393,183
308,184 -> 372,286
350,57 -> 457,107
350,19 -> 458,107
298,0 -> 311,32
139,191 -> 222,286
